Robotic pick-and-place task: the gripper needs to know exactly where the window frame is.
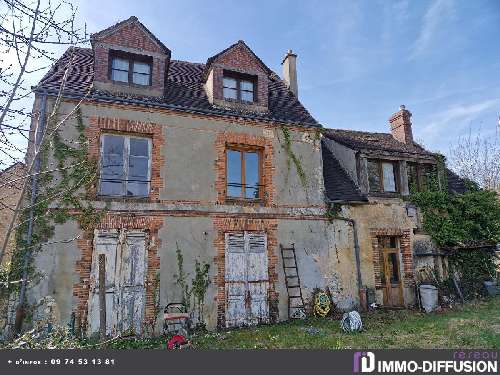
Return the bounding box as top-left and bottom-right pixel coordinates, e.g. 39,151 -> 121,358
367,159 -> 400,194
225,144 -> 264,201
98,133 -> 152,198
222,71 -> 257,103
109,50 -> 153,86
407,162 -> 438,192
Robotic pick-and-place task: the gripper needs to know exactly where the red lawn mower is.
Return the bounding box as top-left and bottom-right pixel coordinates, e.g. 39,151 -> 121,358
163,303 -> 193,349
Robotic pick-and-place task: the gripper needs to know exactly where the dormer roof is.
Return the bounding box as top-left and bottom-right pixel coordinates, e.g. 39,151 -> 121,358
203,40 -> 274,80
90,16 -> 171,56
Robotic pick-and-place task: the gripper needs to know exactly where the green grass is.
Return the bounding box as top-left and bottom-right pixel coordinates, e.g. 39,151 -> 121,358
101,297 -> 500,349
191,297 -> 500,349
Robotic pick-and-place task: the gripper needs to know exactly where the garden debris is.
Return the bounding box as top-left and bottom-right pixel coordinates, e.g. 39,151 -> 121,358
300,327 -> 321,335
313,291 -> 331,317
341,311 -> 363,332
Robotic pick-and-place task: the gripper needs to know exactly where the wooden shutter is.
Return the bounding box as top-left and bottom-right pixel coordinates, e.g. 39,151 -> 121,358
246,233 -> 269,324
225,233 -> 246,327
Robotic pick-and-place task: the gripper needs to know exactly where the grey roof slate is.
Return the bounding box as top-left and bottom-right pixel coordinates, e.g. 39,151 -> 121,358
321,140 -> 367,203
323,128 -> 434,156
35,47 -> 320,128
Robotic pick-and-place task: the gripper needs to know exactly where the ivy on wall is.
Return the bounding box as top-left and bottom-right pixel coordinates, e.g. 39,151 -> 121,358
8,107 -> 101,289
280,127 -> 307,189
411,172 -> 499,295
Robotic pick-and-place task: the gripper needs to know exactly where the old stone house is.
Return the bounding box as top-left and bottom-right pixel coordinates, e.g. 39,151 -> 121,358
321,107 -> 466,307
19,17 -> 463,336
25,16 -> 345,335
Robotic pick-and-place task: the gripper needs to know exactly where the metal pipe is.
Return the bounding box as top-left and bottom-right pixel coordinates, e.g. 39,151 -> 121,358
14,94 -> 47,333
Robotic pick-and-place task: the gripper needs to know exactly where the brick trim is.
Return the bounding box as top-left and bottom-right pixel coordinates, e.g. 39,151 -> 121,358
214,131 -> 275,206
213,217 -> 278,328
370,228 -> 414,289
73,214 -> 163,334
86,116 -> 165,201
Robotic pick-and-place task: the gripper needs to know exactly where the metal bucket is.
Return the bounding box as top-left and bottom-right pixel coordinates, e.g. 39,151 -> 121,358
419,284 -> 438,313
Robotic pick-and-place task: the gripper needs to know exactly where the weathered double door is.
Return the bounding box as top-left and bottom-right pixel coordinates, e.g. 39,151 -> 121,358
225,232 -> 269,327
88,230 -> 147,336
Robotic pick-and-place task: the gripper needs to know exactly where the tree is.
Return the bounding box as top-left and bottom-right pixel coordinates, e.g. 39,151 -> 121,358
0,0 -> 88,334
448,121 -> 500,192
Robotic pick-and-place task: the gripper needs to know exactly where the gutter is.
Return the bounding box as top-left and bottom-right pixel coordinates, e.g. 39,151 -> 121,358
33,88 -> 323,129
325,199 -> 364,307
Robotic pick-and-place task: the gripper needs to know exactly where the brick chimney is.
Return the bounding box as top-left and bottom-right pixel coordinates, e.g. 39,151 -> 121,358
389,105 -> 413,144
282,49 -> 298,97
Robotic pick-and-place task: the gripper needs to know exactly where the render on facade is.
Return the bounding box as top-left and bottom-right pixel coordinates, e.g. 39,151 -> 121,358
13,16 -> 467,337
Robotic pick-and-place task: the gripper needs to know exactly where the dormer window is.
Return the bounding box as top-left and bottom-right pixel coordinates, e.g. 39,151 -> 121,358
110,51 -> 152,86
368,159 -> 399,193
223,71 -> 255,102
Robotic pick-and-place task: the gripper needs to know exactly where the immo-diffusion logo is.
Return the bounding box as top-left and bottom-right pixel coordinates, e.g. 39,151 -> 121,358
353,352 -> 375,373
352,351 -> 498,373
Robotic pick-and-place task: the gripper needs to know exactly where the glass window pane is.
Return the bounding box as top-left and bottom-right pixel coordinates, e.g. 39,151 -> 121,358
227,150 -> 241,197
241,90 -> 254,102
127,182 -> 149,197
422,164 -> 437,190
382,162 -> 396,192
112,69 -> 128,82
389,253 -> 400,283
245,152 -> 260,199
100,181 -> 124,196
407,163 -> 418,192
240,80 -> 253,91
102,154 -> 124,177
367,160 -> 381,193
129,138 -> 149,157
133,61 -> 150,74
112,58 -> 129,70
102,135 -> 124,155
389,236 -> 397,248
128,156 -> 149,179
223,87 -> 237,99
132,72 -> 150,85
223,77 -> 237,89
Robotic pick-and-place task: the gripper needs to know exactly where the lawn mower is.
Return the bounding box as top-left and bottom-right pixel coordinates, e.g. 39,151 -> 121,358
163,303 -> 193,349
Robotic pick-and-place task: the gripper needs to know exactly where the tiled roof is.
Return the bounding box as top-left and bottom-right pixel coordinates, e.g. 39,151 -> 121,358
203,40 -> 273,79
321,140 -> 367,203
90,16 -> 171,55
446,168 -> 468,194
323,129 -> 434,156
35,47 -> 320,128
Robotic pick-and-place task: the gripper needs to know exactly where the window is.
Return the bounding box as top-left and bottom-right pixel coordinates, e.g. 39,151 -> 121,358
223,72 -> 255,102
226,146 -> 262,200
368,159 -> 398,193
110,51 -> 152,86
407,162 -> 438,192
99,134 -> 151,197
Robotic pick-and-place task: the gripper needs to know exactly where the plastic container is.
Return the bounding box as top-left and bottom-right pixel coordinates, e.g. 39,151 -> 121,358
419,284 -> 438,313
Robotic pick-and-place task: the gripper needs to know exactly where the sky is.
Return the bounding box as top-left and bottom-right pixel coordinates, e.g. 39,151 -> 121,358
4,0 -> 500,161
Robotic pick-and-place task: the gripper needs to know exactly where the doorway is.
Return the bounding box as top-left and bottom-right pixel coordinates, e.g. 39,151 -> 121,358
378,236 -> 404,307
224,232 -> 269,327
87,230 -> 147,336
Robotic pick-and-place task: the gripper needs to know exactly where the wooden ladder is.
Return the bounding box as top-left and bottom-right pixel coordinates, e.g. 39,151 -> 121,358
280,244 -> 306,319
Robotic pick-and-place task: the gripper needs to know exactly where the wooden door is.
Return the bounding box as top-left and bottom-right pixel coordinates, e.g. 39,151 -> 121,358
117,231 -> 147,335
246,233 -> 269,325
88,230 -> 147,336
225,232 -> 269,327
88,230 -> 120,335
225,233 -> 247,328
379,236 -> 404,307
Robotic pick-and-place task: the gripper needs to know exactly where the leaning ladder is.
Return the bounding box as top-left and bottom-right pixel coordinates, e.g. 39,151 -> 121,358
280,244 -> 306,319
